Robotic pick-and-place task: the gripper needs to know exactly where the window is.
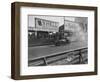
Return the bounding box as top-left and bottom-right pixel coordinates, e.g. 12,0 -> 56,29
38,20 -> 42,26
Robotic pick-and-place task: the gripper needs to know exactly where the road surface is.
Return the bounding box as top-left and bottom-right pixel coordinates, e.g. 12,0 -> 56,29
28,41 -> 87,61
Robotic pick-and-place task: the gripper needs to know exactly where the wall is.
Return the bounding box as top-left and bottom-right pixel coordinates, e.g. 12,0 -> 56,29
0,0 -> 100,82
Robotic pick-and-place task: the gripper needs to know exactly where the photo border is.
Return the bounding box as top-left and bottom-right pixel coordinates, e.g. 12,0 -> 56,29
11,2 -> 98,80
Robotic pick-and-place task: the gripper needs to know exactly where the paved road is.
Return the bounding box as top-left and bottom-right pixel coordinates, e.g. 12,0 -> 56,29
28,41 -> 87,61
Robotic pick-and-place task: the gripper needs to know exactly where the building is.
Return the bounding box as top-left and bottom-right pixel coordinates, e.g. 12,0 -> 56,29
28,17 -> 59,46
75,17 -> 88,32
64,18 -> 87,42
59,24 -> 64,39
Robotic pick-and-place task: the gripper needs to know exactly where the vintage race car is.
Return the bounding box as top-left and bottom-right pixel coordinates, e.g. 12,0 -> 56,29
54,38 -> 70,46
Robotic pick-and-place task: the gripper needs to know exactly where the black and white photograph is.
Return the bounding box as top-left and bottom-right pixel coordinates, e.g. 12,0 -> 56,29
11,2 -> 97,79
28,15 -> 88,66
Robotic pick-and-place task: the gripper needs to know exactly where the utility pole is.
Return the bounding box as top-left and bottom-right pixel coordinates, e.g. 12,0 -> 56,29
63,16 -> 65,38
